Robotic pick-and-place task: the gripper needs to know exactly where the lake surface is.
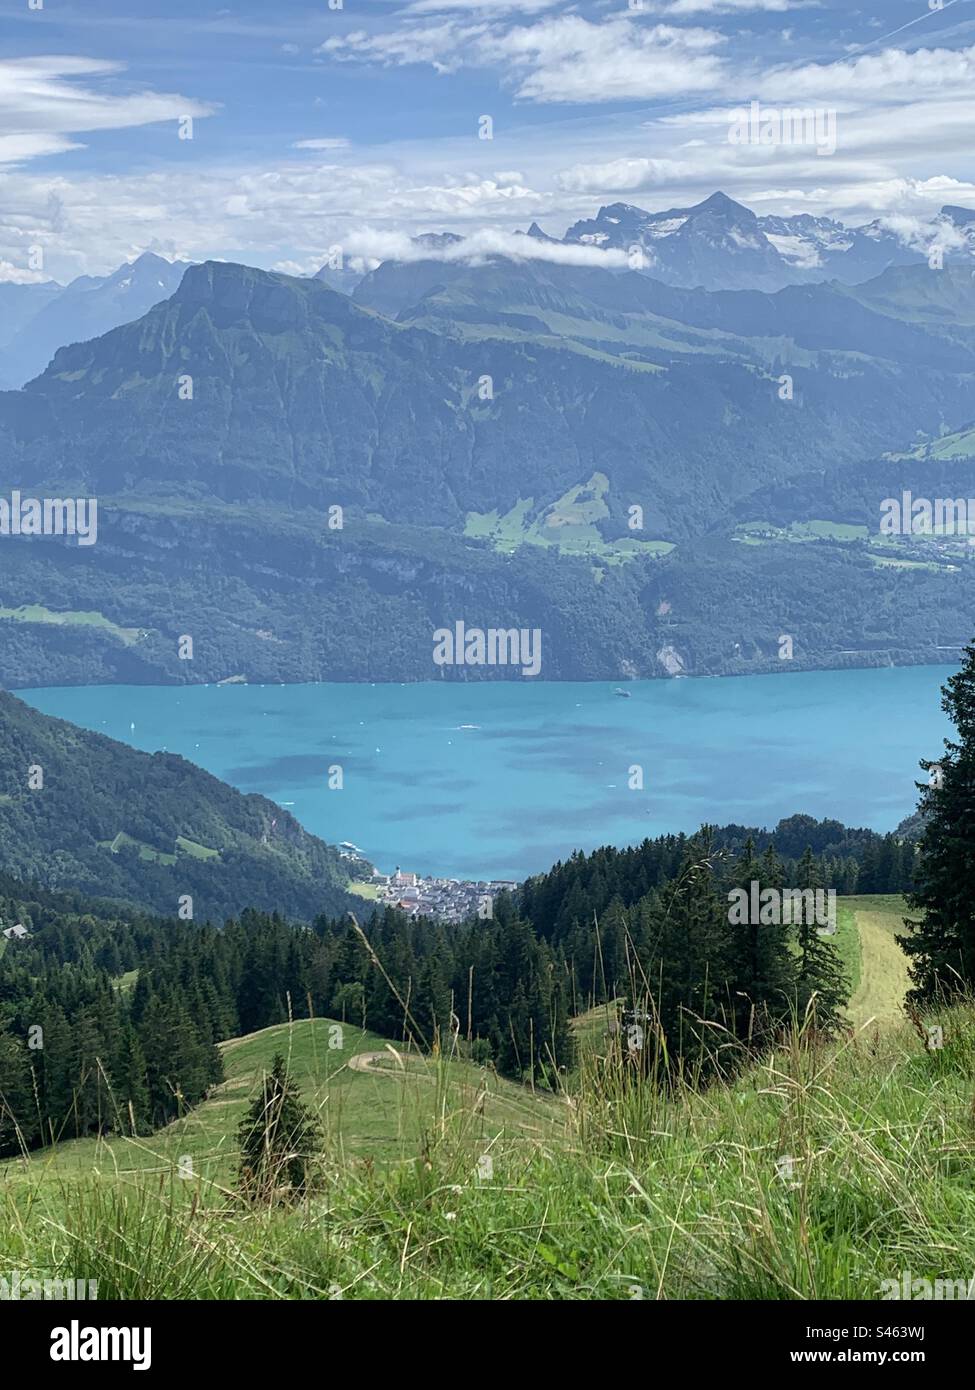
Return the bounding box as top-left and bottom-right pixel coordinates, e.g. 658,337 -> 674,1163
21,666 -> 955,880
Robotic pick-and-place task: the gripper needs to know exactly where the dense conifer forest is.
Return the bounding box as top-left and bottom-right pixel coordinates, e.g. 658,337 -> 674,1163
0,810 -> 918,1157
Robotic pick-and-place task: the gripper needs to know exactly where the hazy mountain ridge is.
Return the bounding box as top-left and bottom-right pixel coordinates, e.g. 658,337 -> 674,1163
2,253 -> 975,687
5,258 -> 974,530
0,253 -> 189,390
560,191 -> 961,291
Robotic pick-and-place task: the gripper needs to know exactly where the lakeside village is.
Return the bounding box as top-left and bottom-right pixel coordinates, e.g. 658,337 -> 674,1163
339,844 -> 519,923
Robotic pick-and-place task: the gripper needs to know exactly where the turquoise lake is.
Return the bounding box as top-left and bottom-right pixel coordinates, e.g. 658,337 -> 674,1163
21,665 -> 955,881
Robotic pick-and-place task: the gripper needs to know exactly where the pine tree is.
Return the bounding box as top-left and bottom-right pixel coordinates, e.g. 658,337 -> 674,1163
138,991 -> 191,1125
237,1053 -> 322,1202
875,835 -> 898,894
0,1027 -> 35,1153
726,840 -> 795,1048
858,839 -> 882,895
69,1009 -> 108,1137
636,832 -> 733,1081
597,898 -> 629,1001
540,946 -> 574,1085
123,1025 -> 151,1134
792,847 -> 848,1032
28,996 -> 73,1144
414,956 -> 452,1050
900,640 -> 975,998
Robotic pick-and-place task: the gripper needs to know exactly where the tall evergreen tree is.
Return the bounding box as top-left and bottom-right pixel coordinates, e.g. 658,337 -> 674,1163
635,832 -> 733,1081
900,641 -> 975,998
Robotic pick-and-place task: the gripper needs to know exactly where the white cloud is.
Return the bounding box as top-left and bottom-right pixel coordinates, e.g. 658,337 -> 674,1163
0,259 -> 52,286
0,133 -> 83,163
0,156 -> 552,281
272,256 -> 329,276
322,18 -> 728,101
383,176 -> 539,216
3,26 -> 975,279
319,23 -> 492,76
879,211 -> 968,255
492,18 -> 728,103
660,0 -> 811,13
558,156 -> 691,194
319,20 -> 975,116
756,44 -> 975,103
342,224 -> 630,266
401,0 -> 559,12
0,56 -> 214,166
293,138 -> 350,150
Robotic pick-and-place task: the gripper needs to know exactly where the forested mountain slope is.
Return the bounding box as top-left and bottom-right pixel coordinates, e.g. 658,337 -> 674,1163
0,691 -> 357,921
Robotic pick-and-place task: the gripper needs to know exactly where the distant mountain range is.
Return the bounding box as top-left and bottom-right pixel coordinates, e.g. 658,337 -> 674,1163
554,190 -> 938,292
349,191 -> 973,296
7,256 -> 974,524
0,192 -> 969,395
1,215 -> 975,689
0,253 -> 189,389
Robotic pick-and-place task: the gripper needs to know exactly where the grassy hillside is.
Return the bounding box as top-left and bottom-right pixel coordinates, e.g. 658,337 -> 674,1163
1,892 -> 909,1188
3,992 -> 972,1300
0,689 -> 357,922
3,897 -> 966,1302
1,1017 -> 558,1192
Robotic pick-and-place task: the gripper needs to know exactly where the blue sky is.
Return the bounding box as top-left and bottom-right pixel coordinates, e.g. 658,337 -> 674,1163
2,0 -> 974,280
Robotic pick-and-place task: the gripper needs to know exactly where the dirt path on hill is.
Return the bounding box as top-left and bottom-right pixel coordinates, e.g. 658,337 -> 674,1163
348,1049 -> 411,1075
